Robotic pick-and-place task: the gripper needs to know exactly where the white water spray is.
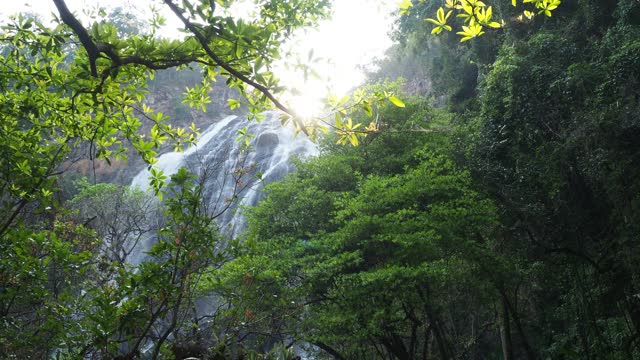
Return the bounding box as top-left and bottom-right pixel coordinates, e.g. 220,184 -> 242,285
130,111 -> 317,239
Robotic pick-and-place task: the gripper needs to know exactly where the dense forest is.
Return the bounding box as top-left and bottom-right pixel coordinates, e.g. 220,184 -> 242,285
1,0 -> 639,359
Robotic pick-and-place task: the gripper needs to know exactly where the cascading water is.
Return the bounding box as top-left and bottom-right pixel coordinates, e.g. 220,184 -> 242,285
124,111 -> 318,358
129,111 -> 318,258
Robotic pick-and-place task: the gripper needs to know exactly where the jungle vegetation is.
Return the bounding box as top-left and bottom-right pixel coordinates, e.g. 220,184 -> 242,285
1,0 -> 639,359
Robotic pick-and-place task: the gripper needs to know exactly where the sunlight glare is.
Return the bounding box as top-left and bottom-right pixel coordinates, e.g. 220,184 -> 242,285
276,0 -> 395,120
290,93 -> 325,120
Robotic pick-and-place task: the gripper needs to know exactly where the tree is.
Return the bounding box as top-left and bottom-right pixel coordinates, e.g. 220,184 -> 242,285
67,178 -> 158,264
423,0 -> 640,356
402,0 -> 562,42
208,98 -> 520,359
463,18 -> 640,356
0,1 -> 332,356
208,0 -> 640,356
44,168 -> 228,358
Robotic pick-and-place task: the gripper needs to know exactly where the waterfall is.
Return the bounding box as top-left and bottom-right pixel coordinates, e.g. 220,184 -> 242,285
130,114 -> 239,190
130,111 -> 318,239
125,111 -> 318,358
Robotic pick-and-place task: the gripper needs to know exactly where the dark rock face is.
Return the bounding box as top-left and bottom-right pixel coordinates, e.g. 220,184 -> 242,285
256,132 -> 279,149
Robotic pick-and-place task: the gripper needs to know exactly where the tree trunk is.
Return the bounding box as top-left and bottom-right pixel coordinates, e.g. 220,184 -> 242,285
418,286 -> 451,360
499,296 -> 514,360
426,310 -> 450,360
499,288 -> 535,360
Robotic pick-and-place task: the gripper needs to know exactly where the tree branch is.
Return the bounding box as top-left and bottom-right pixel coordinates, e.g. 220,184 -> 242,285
54,0 -> 306,133
312,341 -> 348,360
53,0 -> 208,79
52,0 -> 100,77
161,0 -> 305,132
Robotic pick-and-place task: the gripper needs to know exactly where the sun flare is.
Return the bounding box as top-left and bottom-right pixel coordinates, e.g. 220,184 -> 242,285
289,93 -> 325,120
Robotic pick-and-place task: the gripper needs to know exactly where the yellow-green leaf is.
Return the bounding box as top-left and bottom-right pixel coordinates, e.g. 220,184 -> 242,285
398,0 -> 413,10
389,96 -> 406,108
426,18 -> 441,25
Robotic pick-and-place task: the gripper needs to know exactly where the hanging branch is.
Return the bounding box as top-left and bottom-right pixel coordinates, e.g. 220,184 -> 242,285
52,0 -> 101,76
161,0 -> 292,116
53,0 -> 306,133
161,0 -> 309,134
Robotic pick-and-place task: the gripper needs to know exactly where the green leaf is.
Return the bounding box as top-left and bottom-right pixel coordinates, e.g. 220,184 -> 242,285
388,95 -> 406,108
362,102 -> 373,117
426,18 -> 441,26
398,0 -> 413,15
228,98 -> 241,110
335,112 -> 343,128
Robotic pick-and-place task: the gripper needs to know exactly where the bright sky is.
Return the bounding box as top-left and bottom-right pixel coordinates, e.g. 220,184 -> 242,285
1,0 -> 397,118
